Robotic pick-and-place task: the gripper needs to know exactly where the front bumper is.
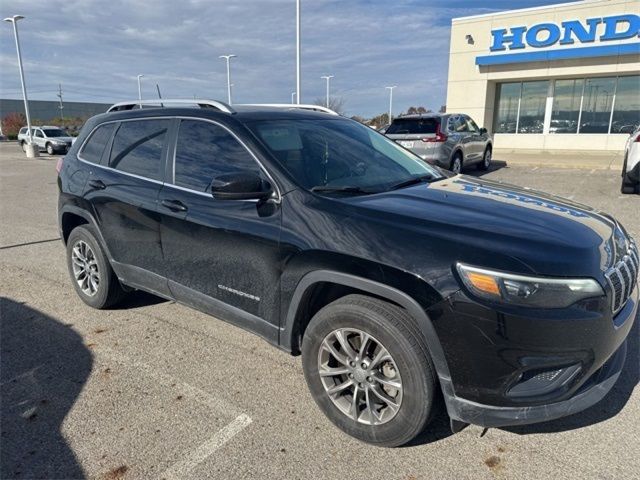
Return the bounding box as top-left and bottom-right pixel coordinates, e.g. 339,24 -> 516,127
430,282 -> 637,427
442,339 -> 627,427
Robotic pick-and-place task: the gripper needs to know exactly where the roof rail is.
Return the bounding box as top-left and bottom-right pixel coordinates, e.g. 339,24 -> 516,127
236,103 -> 339,116
107,99 -> 235,114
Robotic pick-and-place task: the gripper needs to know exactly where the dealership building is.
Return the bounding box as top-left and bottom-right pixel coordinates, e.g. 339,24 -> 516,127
446,0 -> 639,155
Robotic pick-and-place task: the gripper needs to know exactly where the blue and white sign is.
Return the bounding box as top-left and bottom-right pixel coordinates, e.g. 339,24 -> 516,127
476,14 -> 640,66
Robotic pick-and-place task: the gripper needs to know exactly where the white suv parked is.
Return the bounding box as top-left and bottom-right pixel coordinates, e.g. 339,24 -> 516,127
622,126 -> 640,194
18,126 -> 73,155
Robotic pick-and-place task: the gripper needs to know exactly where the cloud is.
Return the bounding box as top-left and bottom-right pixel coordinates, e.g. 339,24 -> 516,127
0,0 -> 569,117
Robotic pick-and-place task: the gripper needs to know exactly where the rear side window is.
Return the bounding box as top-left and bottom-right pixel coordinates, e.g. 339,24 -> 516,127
109,120 -> 169,181
173,120 -> 261,192
448,116 -> 468,132
79,123 -> 116,164
386,118 -> 439,134
19,127 -> 27,135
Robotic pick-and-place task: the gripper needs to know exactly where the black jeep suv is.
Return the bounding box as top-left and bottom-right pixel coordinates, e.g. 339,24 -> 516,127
58,100 -> 638,447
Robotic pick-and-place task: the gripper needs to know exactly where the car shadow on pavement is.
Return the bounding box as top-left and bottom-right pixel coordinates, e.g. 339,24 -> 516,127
1,297 -> 91,480
503,310 -> 639,435
463,160 -> 508,177
111,290 -> 169,310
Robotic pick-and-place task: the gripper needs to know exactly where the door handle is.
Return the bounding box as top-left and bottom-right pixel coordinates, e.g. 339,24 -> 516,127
161,199 -> 188,212
88,179 -> 106,190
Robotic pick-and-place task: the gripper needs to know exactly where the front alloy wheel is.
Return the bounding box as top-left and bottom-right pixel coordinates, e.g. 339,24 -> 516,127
46,143 -> 54,155
302,294 -> 437,447
318,328 -> 402,425
479,148 -> 492,171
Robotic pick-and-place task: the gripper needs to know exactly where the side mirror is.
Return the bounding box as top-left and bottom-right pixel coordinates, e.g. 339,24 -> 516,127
479,127 -> 488,135
210,171 -> 273,201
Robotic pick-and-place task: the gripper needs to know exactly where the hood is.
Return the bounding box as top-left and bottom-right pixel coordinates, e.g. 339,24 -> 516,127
344,175 -> 622,277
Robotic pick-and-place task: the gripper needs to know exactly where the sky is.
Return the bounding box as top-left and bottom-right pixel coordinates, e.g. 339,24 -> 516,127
1,0 -> 574,118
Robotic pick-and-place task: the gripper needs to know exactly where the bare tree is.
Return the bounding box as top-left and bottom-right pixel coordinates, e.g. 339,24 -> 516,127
313,97 -> 346,115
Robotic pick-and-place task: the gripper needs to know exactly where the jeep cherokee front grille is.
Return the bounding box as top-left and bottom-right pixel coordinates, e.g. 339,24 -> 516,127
605,240 -> 639,314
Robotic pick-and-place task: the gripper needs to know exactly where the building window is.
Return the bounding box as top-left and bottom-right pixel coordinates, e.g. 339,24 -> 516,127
494,83 -> 520,133
496,75 -> 640,135
611,75 -> 640,134
550,79 -> 583,134
518,81 -> 547,133
493,81 -> 547,133
580,77 -> 616,134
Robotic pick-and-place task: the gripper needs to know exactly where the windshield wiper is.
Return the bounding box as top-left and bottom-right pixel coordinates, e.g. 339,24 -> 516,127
386,174 -> 438,192
311,185 -> 376,195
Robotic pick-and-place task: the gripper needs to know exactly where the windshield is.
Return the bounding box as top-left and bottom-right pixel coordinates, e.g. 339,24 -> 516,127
43,129 -> 67,137
386,117 -> 439,135
248,118 -> 442,192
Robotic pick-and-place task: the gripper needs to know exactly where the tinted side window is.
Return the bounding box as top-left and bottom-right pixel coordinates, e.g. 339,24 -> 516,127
109,120 -> 169,181
80,123 -> 116,164
19,127 -> 27,135
449,116 -> 467,132
35,130 -> 44,138
174,120 -> 261,192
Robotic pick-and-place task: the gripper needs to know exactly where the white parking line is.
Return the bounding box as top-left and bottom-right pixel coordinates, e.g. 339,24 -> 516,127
531,167 -> 539,171
98,347 -> 240,417
159,414 -> 253,480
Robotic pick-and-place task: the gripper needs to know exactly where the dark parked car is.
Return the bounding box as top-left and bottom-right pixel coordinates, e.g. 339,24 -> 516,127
385,113 -> 492,173
58,100 -> 638,447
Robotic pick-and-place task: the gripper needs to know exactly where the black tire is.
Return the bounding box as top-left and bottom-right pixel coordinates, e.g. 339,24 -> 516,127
621,172 -> 637,194
620,157 -> 638,194
46,143 -> 54,155
66,225 -> 125,309
478,146 -> 492,171
302,294 -> 437,447
450,151 -> 463,174
20,141 -> 26,152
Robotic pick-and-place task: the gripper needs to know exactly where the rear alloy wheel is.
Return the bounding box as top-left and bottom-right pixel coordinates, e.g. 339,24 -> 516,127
450,153 -> 463,174
302,294 -> 437,447
46,143 -> 54,155
66,225 -> 125,309
20,141 -> 26,152
478,147 -> 492,171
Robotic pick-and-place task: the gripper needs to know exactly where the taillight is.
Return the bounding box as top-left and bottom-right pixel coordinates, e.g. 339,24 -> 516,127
56,157 -> 64,174
421,123 -> 447,143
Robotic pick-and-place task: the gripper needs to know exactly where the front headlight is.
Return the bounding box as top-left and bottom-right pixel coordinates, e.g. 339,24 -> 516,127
456,263 -> 604,308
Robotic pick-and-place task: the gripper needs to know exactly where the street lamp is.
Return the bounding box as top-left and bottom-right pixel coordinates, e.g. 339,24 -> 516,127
4,15 -> 38,157
295,0 -> 301,104
385,85 -> 397,124
219,54 -> 236,104
321,75 -> 334,108
137,74 -> 144,107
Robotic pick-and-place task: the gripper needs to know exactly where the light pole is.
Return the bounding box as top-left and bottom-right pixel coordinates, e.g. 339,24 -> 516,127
291,92 -> 296,104
385,85 -> 397,125
296,0 -> 301,104
321,75 -> 333,108
4,15 -> 37,157
219,54 -> 236,104
137,74 -> 144,107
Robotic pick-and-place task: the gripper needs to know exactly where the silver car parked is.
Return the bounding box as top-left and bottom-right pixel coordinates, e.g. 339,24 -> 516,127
385,114 -> 493,173
18,126 -> 73,155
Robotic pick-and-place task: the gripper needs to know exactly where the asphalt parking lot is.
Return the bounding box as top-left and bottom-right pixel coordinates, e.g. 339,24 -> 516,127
1,142 -> 638,480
